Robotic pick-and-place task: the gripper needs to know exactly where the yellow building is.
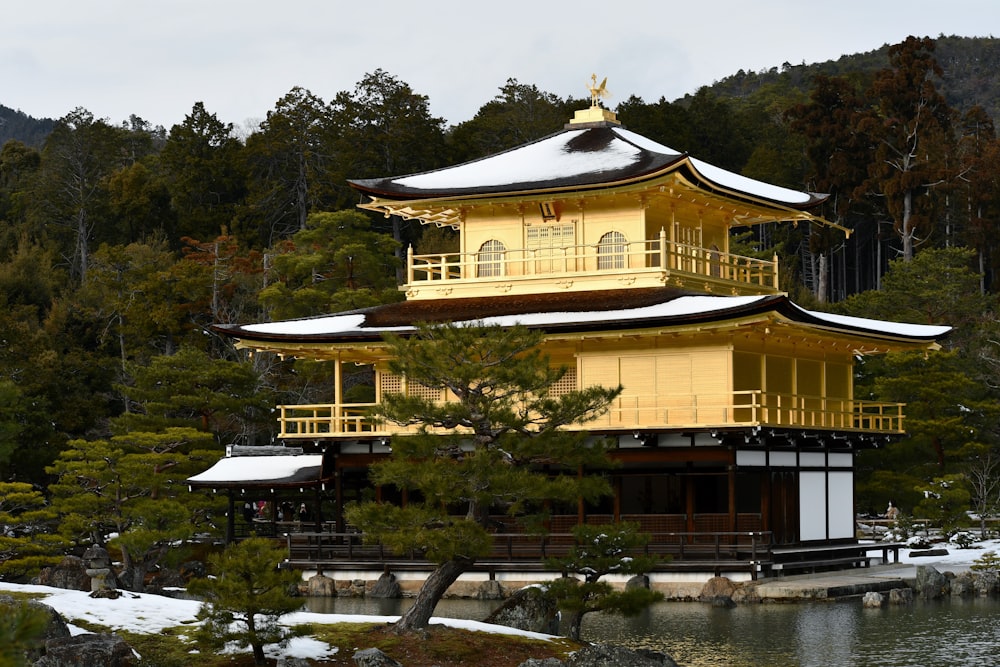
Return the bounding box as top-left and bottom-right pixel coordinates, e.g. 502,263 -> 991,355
197,102 -> 948,582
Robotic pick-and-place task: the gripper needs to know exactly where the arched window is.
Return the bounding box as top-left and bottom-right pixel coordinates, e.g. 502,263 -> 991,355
477,239 -> 506,277
597,231 -> 627,270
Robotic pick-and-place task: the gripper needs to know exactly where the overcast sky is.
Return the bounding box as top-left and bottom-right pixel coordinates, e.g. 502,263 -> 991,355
4,0 -> 997,132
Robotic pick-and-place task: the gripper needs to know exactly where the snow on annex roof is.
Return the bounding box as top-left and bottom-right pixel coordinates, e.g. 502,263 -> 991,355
187,454 -> 325,488
218,290 -> 950,345
348,124 -> 826,209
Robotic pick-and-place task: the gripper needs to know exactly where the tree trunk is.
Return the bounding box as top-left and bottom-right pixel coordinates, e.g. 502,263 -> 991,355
393,558 -> 469,633
248,616 -> 267,666
568,610 -> 584,641
816,251 -> 828,303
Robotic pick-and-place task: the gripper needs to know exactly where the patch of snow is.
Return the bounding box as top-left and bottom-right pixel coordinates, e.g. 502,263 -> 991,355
392,130 -> 643,190
795,305 -> 951,338
688,157 -> 814,205
187,455 -> 323,484
0,581 -> 556,664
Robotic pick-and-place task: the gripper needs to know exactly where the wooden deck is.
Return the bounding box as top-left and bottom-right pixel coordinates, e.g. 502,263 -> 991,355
281,529 -> 774,579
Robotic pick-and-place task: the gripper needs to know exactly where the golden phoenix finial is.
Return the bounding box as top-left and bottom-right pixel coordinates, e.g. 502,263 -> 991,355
588,74 -> 610,107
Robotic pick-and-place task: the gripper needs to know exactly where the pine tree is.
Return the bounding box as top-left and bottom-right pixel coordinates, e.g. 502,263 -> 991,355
545,522 -> 664,641
345,321 -> 622,633
188,538 -> 303,666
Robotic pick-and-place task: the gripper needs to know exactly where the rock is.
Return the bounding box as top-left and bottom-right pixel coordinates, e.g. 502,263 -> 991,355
353,647 -> 403,667
89,589 -> 122,599
35,633 -> 136,667
699,577 -> 736,607
277,659 -> 313,667
484,585 -> 559,635
0,595 -> 71,663
307,573 -> 337,597
915,565 -> 951,599
889,588 -> 914,605
626,574 -> 651,590
951,571 -> 977,597
369,572 -> 401,599
909,548 -> 950,558
975,570 -> 999,596
518,659 -> 566,667
477,579 -> 506,600
35,556 -> 90,591
698,576 -> 736,601
862,591 -> 885,608
566,644 -> 680,667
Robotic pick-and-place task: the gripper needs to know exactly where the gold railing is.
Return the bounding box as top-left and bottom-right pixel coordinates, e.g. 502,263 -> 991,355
406,230 -> 778,291
275,391 -> 905,438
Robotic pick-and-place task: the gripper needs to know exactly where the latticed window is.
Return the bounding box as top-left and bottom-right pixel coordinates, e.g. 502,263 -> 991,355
477,239 -> 506,277
380,373 -> 444,402
548,367 -> 577,397
597,231 -> 627,270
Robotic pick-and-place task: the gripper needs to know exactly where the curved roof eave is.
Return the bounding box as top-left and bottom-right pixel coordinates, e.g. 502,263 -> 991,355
212,291 -> 949,347
348,125 -> 828,212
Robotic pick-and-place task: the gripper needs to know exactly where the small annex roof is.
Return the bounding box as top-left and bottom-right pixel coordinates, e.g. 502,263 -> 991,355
348,125 -> 828,213
187,453 -> 327,489
213,288 -> 950,350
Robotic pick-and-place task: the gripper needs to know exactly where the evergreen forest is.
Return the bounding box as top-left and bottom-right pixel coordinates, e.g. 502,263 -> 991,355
3,35 -> 1000,581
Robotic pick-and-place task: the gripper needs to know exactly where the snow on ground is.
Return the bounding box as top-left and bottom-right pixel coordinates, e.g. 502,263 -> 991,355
0,580 -> 554,663
891,536 -> 1000,572
1,539 -> 996,661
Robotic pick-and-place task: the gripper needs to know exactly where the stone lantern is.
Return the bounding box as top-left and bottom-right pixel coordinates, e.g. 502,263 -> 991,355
82,545 -> 113,593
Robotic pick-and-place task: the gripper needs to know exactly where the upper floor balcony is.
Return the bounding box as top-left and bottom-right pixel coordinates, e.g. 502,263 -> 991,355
273,390 -> 905,441
402,230 -> 779,299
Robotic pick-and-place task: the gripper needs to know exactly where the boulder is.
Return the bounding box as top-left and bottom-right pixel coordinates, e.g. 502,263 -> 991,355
698,576 -> 736,601
277,659 -> 313,667
626,574 -> 651,590
862,591 -> 885,608
909,548 -> 950,558
35,633 -> 135,667
889,587 -> 914,605
484,585 -> 559,635
566,644 -> 680,667
35,556 -> 90,592
353,647 -> 403,667
518,659 -> 566,667
369,572 -> 401,599
307,573 -> 337,597
915,565 -> 951,600
0,596 -> 71,663
975,570 -> 1000,596
951,571 -> 977,597
476,579 -> 506,600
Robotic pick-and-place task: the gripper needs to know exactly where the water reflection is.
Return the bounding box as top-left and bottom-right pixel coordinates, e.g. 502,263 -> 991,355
302,596 -> 1000,667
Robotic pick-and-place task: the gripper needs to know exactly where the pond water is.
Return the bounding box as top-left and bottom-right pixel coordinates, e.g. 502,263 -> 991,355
303,596 -> 1000,667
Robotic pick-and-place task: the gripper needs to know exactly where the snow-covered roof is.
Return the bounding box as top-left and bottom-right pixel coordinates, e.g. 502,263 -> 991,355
219,289 -> 949,345
348,124 -> 825,209
187,454 -> 326,488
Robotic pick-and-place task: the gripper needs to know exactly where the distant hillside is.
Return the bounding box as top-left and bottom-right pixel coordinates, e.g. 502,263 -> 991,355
694,35 -> 1000,124
0,105 -> 56,148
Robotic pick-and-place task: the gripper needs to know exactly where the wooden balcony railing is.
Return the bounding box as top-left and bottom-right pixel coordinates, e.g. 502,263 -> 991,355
275,391 -> 905,438
406,230 -> 779,293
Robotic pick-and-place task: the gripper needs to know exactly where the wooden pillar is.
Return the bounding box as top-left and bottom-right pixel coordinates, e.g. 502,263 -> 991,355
685,469 -> 695,533
334,462 -> 344,533
333,351 -> 342,434
728,463 -> 737,532
226,490 -> 235,544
